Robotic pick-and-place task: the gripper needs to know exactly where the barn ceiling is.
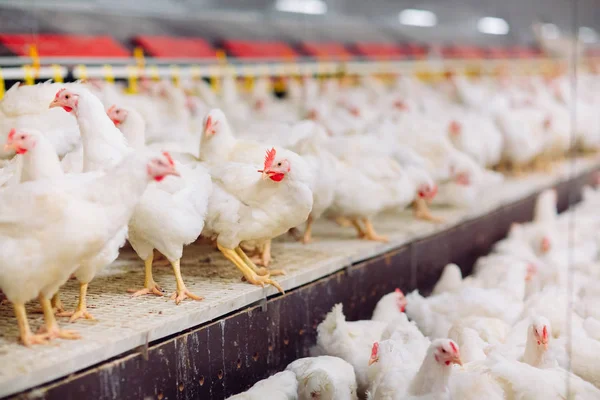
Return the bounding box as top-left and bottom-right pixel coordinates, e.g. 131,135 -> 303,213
0,0 -> 595,47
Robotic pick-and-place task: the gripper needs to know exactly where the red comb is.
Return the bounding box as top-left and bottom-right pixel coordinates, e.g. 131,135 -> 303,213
7,128 -> 16,142
205,116 -> 212,131
395,289 -> 406,312
449,341 -> 458,354
263,147 -> 276,171
542,326 -> 548,339
449,120 -> 461,135
55,88 -> 66,100
370,342 -> 379,358
162,151 -> 175,167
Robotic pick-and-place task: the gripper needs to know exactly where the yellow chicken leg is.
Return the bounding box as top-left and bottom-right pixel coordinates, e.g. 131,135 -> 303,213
261,239 -> 272,267
362,218 -> 389,242
169,259 -> 203,305
14,303 -> 49,347
57,283 -> 95,322
249,239 -> 274,268
334,216 -> 353,227
302,214 -> 314,244
38,295 -> 80,340
128,254 -> 163,297
413,197 -> 444,223
31,291 -> 65,315
51,292 -> 65,314
217,244 -> 284,293
351,218 -> 367,239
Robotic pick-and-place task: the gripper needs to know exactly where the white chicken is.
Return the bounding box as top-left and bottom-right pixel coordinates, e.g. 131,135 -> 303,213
227,371 -> 298,400
367,339 -> 463,400
488,354 -> 600,400
3,129 -> 74,313
200,108 -> 285,267
316,303 -> 387,395
1,128 -> 62,186
272,120 -> 337,243
48,86 -> 133,321
203,146 -> 312,292
0,81 -> 81,159
286,355 -> 358,400
0,151 -> 178,346
326,135 -> 438,241
371,288 -> 407,323
108,104 -> 213,304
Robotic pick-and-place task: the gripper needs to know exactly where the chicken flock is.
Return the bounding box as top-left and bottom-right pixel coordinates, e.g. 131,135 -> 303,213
228,187 -> 600,400
0,70 -> 597,350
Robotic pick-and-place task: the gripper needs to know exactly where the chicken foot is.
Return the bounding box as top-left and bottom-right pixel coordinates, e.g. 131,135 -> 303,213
217,244 -> 284,294
169,259 -> 203,305
361,218 -> 389,242
38,294 -> 80,341
57,283 -> 95,322
128,254 -> 164,297
14,303 -> 49,347
413,198 -> 444,223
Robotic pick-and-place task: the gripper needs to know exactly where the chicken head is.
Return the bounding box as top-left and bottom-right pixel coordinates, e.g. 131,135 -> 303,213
395,288 -> 407,312
49,88 -> 79,113
147,152 -> 180,181
432,339 -> 462,366
107,105 -> 128,126
530,316 -> 550,350
368,342 -> 379,366
417,183 -> 438,200
203,109 -> 224,137
258,147 -> 290,182
5,128 -> 39,154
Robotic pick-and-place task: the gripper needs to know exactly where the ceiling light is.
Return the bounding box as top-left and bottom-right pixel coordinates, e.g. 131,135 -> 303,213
477,17 -> 510,35
579,26 -> 598,43
275,0 -> 327,15
540,23 -> 559,39
399,9 -> 437,27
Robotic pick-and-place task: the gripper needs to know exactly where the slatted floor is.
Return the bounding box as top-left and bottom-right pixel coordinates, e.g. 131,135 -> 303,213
0,157 -> 597,398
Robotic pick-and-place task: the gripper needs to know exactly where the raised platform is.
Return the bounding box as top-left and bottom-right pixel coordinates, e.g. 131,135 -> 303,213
4,156 -> 600,399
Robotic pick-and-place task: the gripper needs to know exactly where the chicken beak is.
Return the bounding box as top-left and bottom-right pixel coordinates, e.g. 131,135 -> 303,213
166,168 -> 181,178
452,356 -> 463,366
3,143 -> 13,151
49,99 -> 60,109
368,357 -> 378,366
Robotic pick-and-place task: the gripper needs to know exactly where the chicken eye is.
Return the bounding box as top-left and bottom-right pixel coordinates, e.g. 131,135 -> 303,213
441,348 -> 447,353
65,94 -> 70,99
277,162 -> 282,167
20,135 -> 26,139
